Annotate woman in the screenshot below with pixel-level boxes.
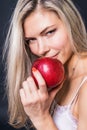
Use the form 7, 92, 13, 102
4, 0, 87, 130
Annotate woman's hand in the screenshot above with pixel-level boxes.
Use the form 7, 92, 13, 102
19, 68, 62, 126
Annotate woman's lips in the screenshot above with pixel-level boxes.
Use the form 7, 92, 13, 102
51, 52, 59, 59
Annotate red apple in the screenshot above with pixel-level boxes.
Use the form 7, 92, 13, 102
31, 57, 65, 89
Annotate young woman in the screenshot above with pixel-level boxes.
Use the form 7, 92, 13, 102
4, 0, 87, 130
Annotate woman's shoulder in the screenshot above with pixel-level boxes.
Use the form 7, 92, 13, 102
78, 76, 87, 109
77, 77, 87, 126
79, 76, 87, 93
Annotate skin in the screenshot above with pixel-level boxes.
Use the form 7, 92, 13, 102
20, 9, 87, 130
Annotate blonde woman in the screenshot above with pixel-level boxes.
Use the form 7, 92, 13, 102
4, 0, 87, 130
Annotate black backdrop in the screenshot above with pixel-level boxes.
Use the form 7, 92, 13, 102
0, 0, 87, 130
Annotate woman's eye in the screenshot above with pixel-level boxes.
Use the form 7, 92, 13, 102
25, 38, 36, 44
46, 29, 56, 36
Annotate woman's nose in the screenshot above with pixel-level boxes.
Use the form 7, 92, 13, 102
38, 38, 50, 56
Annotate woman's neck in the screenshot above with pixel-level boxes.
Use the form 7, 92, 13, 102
65, 54, 87, 80
65, 54, 80, 80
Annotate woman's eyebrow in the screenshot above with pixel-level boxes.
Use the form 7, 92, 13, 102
40, 25, 56, 35
24, 24, 56, 39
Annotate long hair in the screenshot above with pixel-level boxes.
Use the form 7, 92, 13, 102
3, 0, 87, 128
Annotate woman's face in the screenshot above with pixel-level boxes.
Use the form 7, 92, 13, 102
23, 9, 73, 64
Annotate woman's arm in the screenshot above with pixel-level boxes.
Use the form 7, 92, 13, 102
31, 114, 58, 130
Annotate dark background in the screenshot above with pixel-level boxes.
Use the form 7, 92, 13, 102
0, 0, 87, 130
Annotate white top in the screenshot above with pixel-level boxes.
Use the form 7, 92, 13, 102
52, 77, 87, 130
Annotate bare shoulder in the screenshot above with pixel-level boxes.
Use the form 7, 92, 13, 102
78, 77, 87, 113
79, 77, 87, 97
77, 77, 87, 129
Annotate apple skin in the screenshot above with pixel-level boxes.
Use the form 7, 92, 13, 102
31, 57, 65, 89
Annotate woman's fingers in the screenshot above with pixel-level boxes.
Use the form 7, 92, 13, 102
19, 88, 26, 105
27, 76, 38, 92
20, 68, 50, 109
32, 67, 48, 94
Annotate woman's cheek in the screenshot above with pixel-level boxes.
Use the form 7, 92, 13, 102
29, 44, 38, 55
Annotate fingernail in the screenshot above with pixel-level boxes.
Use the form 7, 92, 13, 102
32, 67, 37, 72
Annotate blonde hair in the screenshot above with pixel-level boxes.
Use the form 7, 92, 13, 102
4, 0, 87, 128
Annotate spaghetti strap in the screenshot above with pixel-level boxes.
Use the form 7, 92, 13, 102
68, 76, 87, 107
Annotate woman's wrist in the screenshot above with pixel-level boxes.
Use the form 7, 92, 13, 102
32, 114, 58, 130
